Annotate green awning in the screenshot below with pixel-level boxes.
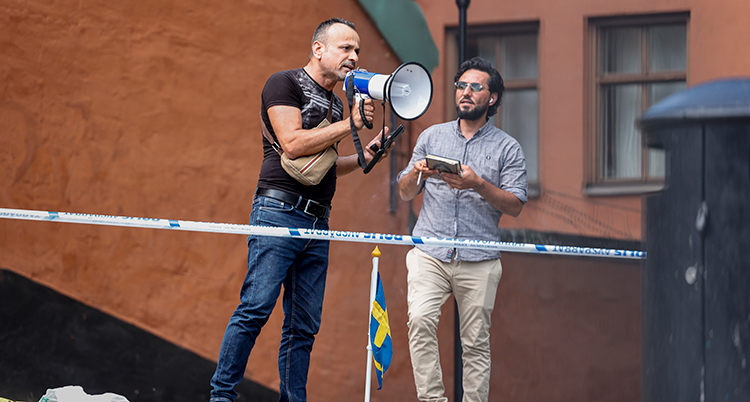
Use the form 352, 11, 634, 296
356, 0, 439, 73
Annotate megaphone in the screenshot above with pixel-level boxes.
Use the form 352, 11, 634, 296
344, 61, 433, 124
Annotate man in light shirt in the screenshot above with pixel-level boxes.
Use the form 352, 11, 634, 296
397, 56, 528, 402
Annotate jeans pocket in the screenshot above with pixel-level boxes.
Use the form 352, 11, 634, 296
258, 196, 295, 213
254, 196, 299, 228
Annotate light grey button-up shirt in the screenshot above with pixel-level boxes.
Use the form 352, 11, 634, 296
398, 119, 528, 262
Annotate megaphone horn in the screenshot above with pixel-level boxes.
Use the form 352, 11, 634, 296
344, 62, 433, 122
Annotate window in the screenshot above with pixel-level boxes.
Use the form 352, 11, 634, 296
587, 13, 688, 194
446, 23, 540, 197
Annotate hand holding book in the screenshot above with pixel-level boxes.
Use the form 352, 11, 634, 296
411, 155, 463, 189
425, 154, 463, 176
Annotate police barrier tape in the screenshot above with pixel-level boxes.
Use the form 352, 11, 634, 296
0, 208, 645, 259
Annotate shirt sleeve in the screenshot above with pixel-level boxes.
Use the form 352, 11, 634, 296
499, 140, 528, 204
262, 71, 304, 110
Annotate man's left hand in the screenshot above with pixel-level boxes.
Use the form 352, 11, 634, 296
440, 164, 485, 191
363, 126, 392, 163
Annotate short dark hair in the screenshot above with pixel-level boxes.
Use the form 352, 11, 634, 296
312, 18, 357, 47
454, 57, 505, 117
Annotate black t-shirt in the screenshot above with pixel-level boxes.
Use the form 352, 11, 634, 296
258, 68, 344, 205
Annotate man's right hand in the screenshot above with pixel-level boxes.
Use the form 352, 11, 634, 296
353, 98, 375, 130
398, 160, 439, 201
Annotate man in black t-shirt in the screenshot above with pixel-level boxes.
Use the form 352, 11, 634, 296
210, 18, 389, 402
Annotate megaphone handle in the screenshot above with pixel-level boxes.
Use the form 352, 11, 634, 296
359, 100, 373, 130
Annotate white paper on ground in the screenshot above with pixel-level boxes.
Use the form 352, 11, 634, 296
40, 386, 129, 402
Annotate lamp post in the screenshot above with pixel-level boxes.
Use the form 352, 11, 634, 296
454, 4, 469, 402
457, 0, 470, 65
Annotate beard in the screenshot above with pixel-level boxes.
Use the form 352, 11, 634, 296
331, 61, 355, 81
319, 55, 354, 82
334, 65, 353, 81
456, 101, 489, 121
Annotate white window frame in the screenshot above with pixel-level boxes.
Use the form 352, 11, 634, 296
586, 13, 689, 195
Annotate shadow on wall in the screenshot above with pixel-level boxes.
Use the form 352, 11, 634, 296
0, 269, 278, 402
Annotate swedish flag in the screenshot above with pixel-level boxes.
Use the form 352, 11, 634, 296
370, 272, 393, 389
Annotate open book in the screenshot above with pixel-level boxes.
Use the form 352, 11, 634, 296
425, 154, 462, 175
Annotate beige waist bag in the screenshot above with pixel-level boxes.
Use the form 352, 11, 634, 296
261, 96, 338, 186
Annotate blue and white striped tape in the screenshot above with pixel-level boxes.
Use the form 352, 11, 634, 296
0, 208, 646, 259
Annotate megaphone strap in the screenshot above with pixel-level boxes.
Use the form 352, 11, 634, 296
346, 76, 369, 170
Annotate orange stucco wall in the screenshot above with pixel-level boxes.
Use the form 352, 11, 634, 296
0, 0, 415, 399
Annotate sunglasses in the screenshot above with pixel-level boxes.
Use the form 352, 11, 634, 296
454, 81, 486, 92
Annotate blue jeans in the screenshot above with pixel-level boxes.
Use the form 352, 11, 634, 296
210, 195, 330, 402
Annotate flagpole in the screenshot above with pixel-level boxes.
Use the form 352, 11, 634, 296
365, 246, 380, 402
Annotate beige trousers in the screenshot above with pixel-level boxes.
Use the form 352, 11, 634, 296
406, 247, 503, 402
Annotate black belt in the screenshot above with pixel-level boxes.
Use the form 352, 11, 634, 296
256, 188, 330, 219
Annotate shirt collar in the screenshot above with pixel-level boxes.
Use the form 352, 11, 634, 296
453, 118, 494, 140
